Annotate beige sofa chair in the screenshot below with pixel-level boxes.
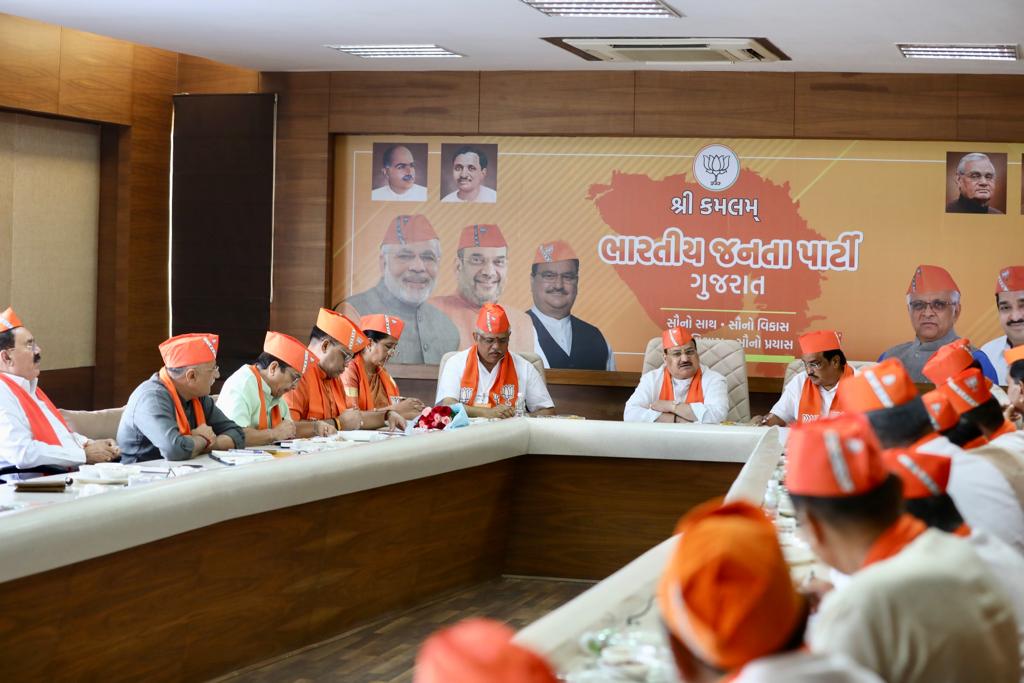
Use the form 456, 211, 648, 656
642, 337, 750, 423
60, 407, 125, 441
436, 351, 547, 399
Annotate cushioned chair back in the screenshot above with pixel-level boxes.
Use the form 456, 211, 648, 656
782, 359, 877, 388
437, 351, 547, 388
642, 337, 750, 422
59, 407, 125, 441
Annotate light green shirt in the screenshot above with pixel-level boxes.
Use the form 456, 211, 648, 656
216, 365, 293, 429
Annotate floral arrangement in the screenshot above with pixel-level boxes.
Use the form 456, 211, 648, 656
415, 405, 454, 430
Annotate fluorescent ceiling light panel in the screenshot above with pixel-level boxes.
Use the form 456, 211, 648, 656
522, 1, 682, 18
897, 43, 1019, 61
324, 44, 463, 58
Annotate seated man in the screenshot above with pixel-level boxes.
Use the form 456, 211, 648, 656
879, 264, 997, 382
415, 618, 557, 683
1003, 346, 1024, 431
436, 303, 555, 419
0, 307, 118, 471
754, 330, 853, 426
216, 331, 338, 446
787, 414, 1020, 683
117, 333, 244, 463
285, 308, 405, 432
658, 499, 882, 682
624, 328, 728, 424
341, 314, 425, 420
981, 266, 1024, 385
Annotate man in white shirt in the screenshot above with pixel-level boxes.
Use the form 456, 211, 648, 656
982, 265, 1024, 385
370, 145, 427, 202
441, 145, 497, 203
0, 307, 118, 471
526, 240, 614, 371
624, 327, 728, 423
436, 303, 554, 419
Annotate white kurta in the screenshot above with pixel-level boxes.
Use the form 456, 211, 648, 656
810, 529, 1020, 683
441, 185, 497, 203
528, 307, 616, 371
990, 429, 1024, 458
968, 528, 1024, 678
769, 369, 856, 425
981, 335, 1011, 386
0, 371, 87, 469
734, 651, 883, 683
369, 183, 427, 201
435, 348, 554, 412
623, 365, 728, 424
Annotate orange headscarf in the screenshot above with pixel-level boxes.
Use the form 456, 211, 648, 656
659, 327, 703, 404
459, 304, 519, 407
158, 368, 206, 436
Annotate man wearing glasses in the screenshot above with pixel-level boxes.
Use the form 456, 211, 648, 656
526, 241, 614, 371
946, 152, 1003, 214
880, 265, 998, 383
981, 266, 1024, 386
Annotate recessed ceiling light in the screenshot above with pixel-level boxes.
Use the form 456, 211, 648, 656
897, 43, 1019, 61
522, 1, 682, 18
324, 44, 463, 59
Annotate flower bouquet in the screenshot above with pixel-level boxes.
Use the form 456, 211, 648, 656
412, 403, 470, 432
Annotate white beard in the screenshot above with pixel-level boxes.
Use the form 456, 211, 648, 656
384, 269, 434, 306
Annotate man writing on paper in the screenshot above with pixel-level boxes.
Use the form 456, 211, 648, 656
117, 333, 244, 464
286, 308, 405, 432
217, 331, 338, 446
0, 307, 119, 472
341, 314, 425, 419
753, 330, 853, 426
982, 265, 1024, 385
624, 328, 728, 424
436, 303, 554, 419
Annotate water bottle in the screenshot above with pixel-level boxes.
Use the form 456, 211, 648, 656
515, 392, 526, 417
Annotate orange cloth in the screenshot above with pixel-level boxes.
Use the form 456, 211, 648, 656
316, 308, 368, 354
0, 306, 23, 331
157, 367, 205, 436
907, 264, 959, 295
921, 389, 958, 432
923, 341, 976, 384
659, 366, 704, 404
838, 358, 917, 411
533, 240, 577, 264
861, 514, 928, 568
798, 330, 842, 355
662, 327, 693, 350
658, 499, 803, 671
990, 420, 1017, 439
797, 365, 854, 423
342, 354, 399, 411
264, 331, 315, 374
158, 333, 218, 368
360, 313, 404, 339
0, 373, 70, 446
382, 214, 438, 245
459, 346, 519, 408
954, 523, 973, 537
457, 224, 507, 250
882, 448, 951, 498
414, 618, 557, 683
996, 266, 1024, 293
1005, 345, 1024, 366
429, 294, 537, 354
786, 412, 888, 497
938, 368, 991, 414
285, 364, 349, 422
248, 365, 282, 430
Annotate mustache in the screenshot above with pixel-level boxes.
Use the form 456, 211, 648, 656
401, 174, 413, 181
545, 287, 568, 294
1008, 319, 1024, 325
33, 353, 41, 364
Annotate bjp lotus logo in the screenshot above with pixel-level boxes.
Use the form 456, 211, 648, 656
693, 144, 740, 192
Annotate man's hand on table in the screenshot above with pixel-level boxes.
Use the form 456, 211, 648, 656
383, 410, 406, 432
190, 424, 217, 455
272, 420, 297, 442
488, 404, 516, 420
83, 440, 119, 463
313, 420, 336, 437
394, 397, 425, 419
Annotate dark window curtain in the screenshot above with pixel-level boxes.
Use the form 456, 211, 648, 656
171, 94, 276, 382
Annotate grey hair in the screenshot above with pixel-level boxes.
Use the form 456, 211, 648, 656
379, 239, 441, 258
957, 153, 992, 175
907, 291, 961, 306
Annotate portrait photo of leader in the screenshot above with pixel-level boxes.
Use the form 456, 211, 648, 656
440, 143, 498, 203
371, 142, 428, 202
945, 151, 1007, 215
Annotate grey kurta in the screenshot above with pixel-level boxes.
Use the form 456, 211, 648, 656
879, 329, 959, 383
117, 373, 244, 463
343, 280, 460, 365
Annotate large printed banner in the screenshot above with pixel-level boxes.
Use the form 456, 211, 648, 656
333, 136, 1024, 377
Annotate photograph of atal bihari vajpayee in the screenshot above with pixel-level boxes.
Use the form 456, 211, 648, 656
440, 143, 498, 203
370, 142, 428, 202
945, 151, 1007, 214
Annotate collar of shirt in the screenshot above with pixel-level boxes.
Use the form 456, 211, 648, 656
0, 370, 37, 394
913, 329, 959, 353
530, 306, 571, 349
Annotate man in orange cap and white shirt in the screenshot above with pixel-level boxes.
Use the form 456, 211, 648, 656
526, 240, 615, 371
880, 264, 998, 382
0, 307, 119, 472
117, 333, 244, 464
216, 331, 337, 446
339, 215, 459, 365
786, 413, 1019, 683
414, 618, 557, 683
624, 328, 728, 423
1004, 345, 1024, 429
754, 330, 854, 426
431, 224, 537, 354
341, 314, 425, 419
436, 303, 554, 418
657, 498, 882, 682
286, 309, 405, 431
982, 266, 1024, 385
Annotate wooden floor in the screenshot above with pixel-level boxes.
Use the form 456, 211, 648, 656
212, 577, 593, 683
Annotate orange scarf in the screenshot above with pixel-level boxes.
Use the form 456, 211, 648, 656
0, 373, 71, 446
953, 523, 972, 538
248, 365, 282, 430
990, 420, 1017, 440
307, 366, 350, 419
351, 355, 399, 410
964, 435, 989, 450
658, 366, 703, 404
459, 347, 519, 407
797, 365, 854, 423
158, 367, 206, 436
862, 514, 927, 568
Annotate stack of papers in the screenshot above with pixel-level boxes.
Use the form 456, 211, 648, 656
209, 451, 276, 466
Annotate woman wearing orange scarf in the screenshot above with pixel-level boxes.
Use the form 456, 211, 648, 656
341, 314, 425, 419
755, 330, 854, 426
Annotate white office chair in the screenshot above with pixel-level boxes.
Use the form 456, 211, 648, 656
642, 337, 751, 423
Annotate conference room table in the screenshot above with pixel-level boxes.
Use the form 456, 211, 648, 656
0, 417, 780, 682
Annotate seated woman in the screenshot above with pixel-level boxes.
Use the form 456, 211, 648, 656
341, 314, 425, 420
624, 328, 728, 424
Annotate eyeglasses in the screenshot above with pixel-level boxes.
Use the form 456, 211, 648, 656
463, 255, 506, 268
478, 335, 510, 347
537, 271, 579, 284
909, 300, 953, 313
960, 172, 995, 181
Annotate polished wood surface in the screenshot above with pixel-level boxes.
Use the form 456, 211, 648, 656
480, 71, 635, 135
329, 71, 480, 133
177, 54, 259, 94
0, 14, 60, 114
58, 28, 133, 125
38, 366, 95, 410
957, 75, 1024, 142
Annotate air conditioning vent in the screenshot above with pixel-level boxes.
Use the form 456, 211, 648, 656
554, 37, 787, 64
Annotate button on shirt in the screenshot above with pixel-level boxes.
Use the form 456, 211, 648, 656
435, 348, 554, 412
0, 371, 87, 469
623, 365, 729, 424
529, 307, 616, 371
215, 365, 293, 429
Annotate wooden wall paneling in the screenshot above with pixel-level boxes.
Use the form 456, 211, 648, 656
177, 53, 259, 94
329, 71, 480, 134
956, 75, 1024, 142
0, 14, 60, 114
795, 73, 958, 140
547, 384, 636, 421
635, 72, 795, 138
37, 366, 94, 410
58, 29, 133, 125
479, 71, 635, 135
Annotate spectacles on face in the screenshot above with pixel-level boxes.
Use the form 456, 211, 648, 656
804, 359, 824, 372
463, 255, 506, 268
285, 370, 302, 389
478, 335, 510, 348
960, 172, 995, 182
909, 300, 952, 313
338, 347, 354, 364
666, 347, 698, 359
393, 249, 438, 265
537, 271, 579, 284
